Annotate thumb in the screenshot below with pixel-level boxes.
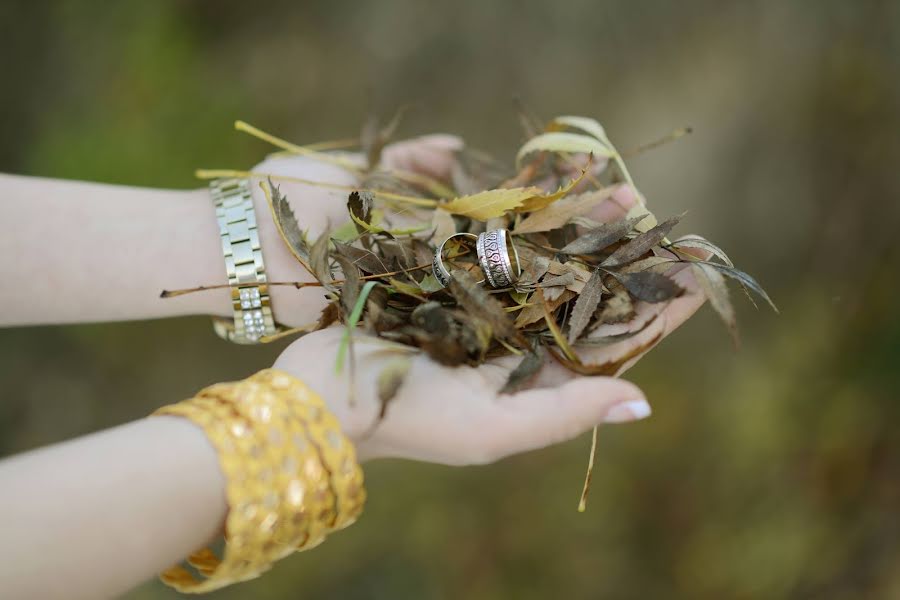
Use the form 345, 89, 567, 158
381, 134, 463, 180
489, 377, 650, 460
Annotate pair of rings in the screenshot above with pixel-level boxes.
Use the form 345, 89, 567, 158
432, 229, 521, 289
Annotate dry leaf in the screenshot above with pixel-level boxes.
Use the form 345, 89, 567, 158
601, 214, 683, 267
264, 179, 312, 271
597, 283, 634, 325
309, 229, 333, 289
670, 234, 734, 267
376, 357, 412, 419
361, 107, 408, 171
516, 132, 613, 168
696, 261, 778, 313
334, 254, 361, 316
348, 190, 374, 234
332, 240, 390, 274
513, 188, 615, 234
691, 262, 739, 347
560, 214, 648, 255
516, 166, 589, 213
549, 115, 608, 143
500, 346, 546, 394
611, 271, 684, 303
567, 269, 604, 344
517, 256, 551, 287
449, 269, 520, 342
441, 186, 542, 221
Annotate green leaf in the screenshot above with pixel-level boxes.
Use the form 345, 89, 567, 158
335, 281, 378, 373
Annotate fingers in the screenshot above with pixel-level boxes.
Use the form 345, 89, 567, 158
485, 377, 649, 461
381, 134, 464, 180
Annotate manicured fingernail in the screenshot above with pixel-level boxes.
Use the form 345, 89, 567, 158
604, 399, 652, 423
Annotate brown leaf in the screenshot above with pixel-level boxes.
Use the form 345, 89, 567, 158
333, 255, 361, 316
597, 282, 634, 325
265, 179, 312, 271
515, 289, 575, 328
691, 262, 739, 347
500, 346, 546, 394
332, 240, 389, 274
517, 256, 551, 287
409, 302, 492, 366
316, 301, 341, 330
309, 229, 333, 289
538, 272, 577, 288
548, 328, 664, 376
449, 269, 520, 342
513, 188, 615, 234
695, 261, 778, 313
361, 107, 408, 171
559, 214, 648, 255
601, 214, 683, 267
376, 357, 412, 419
347, 190, 375, 234
451, 147, 510, 195
611, 271, 684, 303
567, 269, 604, 344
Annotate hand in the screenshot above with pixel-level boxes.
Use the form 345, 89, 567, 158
247, 135, 463, 327
272, 185, 707, 465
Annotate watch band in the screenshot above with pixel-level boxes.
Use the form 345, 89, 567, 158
209, 178, 280, 344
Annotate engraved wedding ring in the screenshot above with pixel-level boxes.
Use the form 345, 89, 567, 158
476, 229, 520, 288
432, 233, 478, 288
432, 229, 521, 289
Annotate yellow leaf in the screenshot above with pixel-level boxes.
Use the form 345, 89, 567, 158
516, 132, 613, 168
441, 186, 542, 221
515, 166, 588, 213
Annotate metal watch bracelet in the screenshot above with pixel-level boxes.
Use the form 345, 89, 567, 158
209, 178, 281, 344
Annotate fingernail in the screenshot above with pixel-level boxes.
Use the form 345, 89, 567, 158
604, 399, 652, 423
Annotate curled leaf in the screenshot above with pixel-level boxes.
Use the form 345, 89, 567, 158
348, 190, 374, 234
516, 132, 613, 168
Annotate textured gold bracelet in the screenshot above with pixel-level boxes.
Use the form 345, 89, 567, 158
153, 369, 364, 593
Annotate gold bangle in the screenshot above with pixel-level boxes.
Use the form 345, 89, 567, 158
152, 369, 364, 593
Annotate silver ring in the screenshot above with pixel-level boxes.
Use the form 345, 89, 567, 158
432, 233, 478, 288
476, 229, 521, 288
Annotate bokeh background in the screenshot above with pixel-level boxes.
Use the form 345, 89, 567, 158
2, 1, 899, 598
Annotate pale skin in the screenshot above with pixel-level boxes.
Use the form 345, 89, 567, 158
0, 137, 706, 599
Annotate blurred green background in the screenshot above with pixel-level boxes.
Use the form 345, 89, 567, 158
2, 1, 899, 598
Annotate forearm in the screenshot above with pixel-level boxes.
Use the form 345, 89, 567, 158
0, 416, 227, 600
0, 174, 233, 325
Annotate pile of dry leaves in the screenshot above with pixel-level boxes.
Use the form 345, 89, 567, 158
173, 112, 776, 509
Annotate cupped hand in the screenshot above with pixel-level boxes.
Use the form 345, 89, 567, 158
247, 135, 462, 327
272, 182, 707, 465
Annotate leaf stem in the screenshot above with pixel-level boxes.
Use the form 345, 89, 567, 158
195, 169, 439, 207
